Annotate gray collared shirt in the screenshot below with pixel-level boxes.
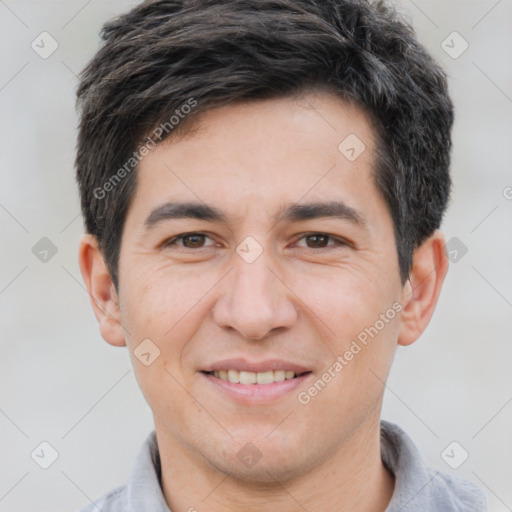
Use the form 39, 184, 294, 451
78, 420, 487, 511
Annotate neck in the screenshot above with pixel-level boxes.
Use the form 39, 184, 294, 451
155, 416, 395, 512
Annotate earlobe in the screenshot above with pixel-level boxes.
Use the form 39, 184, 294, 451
397, 230, 449, 347
78, 234, 126, 347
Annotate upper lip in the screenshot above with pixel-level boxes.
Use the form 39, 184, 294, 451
202, 358, 311, 374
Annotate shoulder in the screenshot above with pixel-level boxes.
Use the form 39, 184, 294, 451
76, 484, 129, 512
424, 468, 487, 512
380, 421, 487, 512
75, 431, 168, 512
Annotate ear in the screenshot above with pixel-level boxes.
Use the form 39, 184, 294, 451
397, 230, 449, 347
78, 234, 126, 347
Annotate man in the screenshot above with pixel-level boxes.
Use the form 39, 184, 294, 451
75, 0, 487, 510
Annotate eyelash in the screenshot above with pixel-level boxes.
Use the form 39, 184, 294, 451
162, 232, 349, 250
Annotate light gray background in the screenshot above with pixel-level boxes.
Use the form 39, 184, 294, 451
1, 1, 511, 511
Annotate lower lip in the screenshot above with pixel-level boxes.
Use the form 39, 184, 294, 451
201, 372, 313, 404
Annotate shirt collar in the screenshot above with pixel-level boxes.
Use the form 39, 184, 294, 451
127, 430, 170, 512
381, 420, 486, 512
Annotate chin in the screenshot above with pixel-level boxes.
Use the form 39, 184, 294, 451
209, 437, 317, 485
219, 456, 310, 486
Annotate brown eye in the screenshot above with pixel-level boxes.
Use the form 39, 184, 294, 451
295, 233, 346, 249
181, 234, 206, 248
163, 233, 215, 249
305, 234, 330, 248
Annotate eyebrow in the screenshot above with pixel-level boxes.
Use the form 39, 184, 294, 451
143, 200, 367, 231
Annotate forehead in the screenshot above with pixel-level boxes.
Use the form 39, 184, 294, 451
128, 92, 383, 229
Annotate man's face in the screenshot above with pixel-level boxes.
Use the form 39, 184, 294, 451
116, 92, 406, 481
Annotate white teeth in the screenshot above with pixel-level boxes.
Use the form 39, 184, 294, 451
256, 371, 274, 384
212, 369, 300, 384
273, 370, 286, 382
227, 369, 239, 383
239, 371, 256, 384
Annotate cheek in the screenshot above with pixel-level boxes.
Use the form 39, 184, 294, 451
295, 270, 399, 392
119, 264, 210, 420
294, 271, 388, 340
120, 261, 215, 343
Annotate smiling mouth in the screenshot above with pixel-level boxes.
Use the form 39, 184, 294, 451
202, 369, 312, 384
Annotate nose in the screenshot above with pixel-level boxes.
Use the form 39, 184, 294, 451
212, 248, 298, 340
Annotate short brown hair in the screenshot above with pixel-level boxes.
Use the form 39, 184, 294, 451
76, 0, 454, 290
